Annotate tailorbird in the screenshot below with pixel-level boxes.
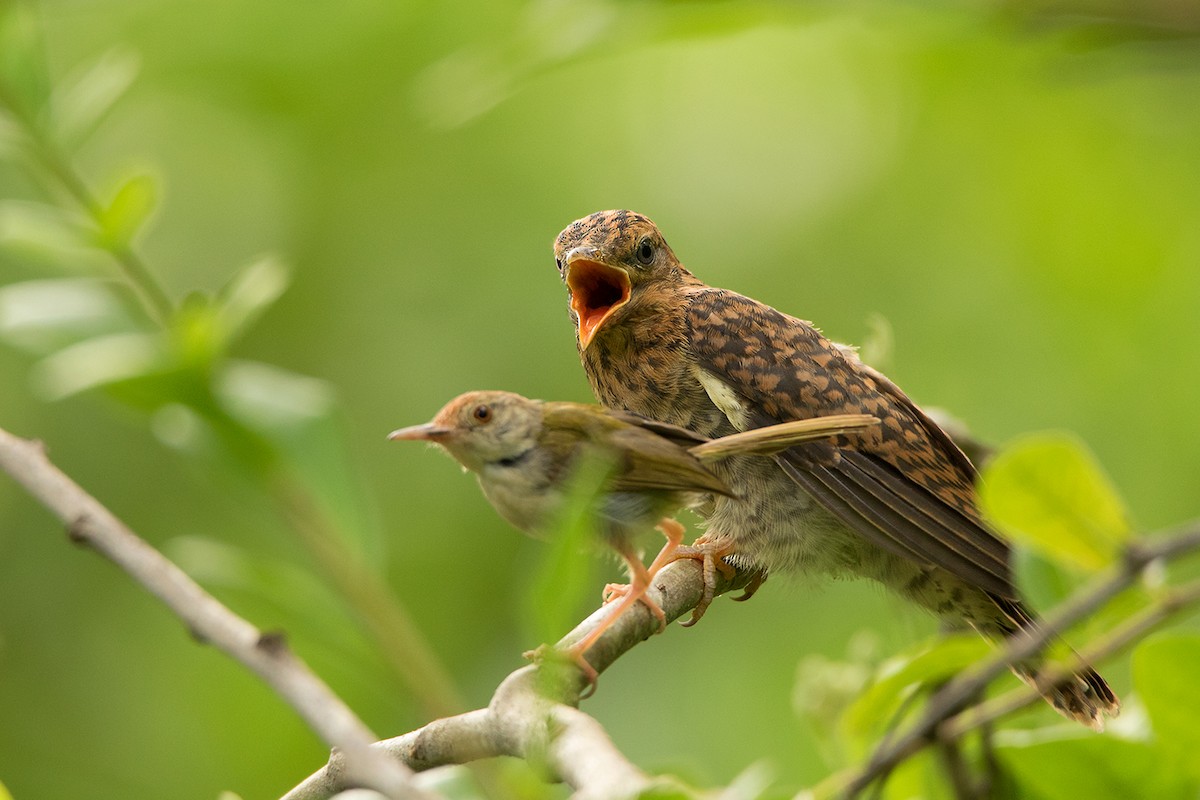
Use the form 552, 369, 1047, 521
390, 389, 876, 681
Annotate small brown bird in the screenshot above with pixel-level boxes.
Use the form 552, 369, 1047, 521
390, 390, 877, 679
554, 209, 1119, 728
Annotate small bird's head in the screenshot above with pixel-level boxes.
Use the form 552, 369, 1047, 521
388, 390, 543, 474
554, 210, 682, 351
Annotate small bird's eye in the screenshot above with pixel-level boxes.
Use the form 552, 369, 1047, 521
555, 256, 563, 272
635, 238, 654, 266
473, 405, 492, 423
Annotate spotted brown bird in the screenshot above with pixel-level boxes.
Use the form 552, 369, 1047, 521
553, 209, 1119, 728
390, 390, 876, 682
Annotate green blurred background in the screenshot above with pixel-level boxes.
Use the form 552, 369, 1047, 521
2, 1, 1199, 798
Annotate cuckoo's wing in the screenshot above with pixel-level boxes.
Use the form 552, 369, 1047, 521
685, 286, 1017, 599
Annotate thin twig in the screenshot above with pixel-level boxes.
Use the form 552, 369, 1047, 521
2, 59, 466, 726
271, 470, 465, 719
838, 524, 1200, 797
942, 575, 1200, 741
283, 556, 755, 800
0, 426, 436, 800
0, 80, 174, 326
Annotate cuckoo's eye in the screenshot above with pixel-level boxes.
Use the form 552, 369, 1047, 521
635, 238, 654, 266
472, 405, 492, 423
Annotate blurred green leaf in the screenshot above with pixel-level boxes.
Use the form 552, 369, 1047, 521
1012, 544, 1077, 612
980, 433, 1132, 572
216, 256, 290, 345
843, 634, 989, 738
48, 48, 139, 149
998, 733, 1192, 799
170, 291, 223, 368
1133, 635, 1200, 780
794, 650, 874, 732
214, 359, 336, 434
635, 784, 697, 800
522, 450, 610, 644
0, 199, 92, 255
0, 107, 23, 156
30, 330, 167, 400
719, 761, 774, 800
96, 172, 157, 248
0, 277, 130, 353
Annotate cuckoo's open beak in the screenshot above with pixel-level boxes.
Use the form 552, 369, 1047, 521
564, 249, 630, 351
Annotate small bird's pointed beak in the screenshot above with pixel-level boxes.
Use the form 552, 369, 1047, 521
388, 423, 452, 442
563, 247, 631, 351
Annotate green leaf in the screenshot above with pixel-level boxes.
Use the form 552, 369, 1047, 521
843, 634, 990, 737
522, 449, 610, 645
169, 291, 222, 367
0, 107, 24, 157
998, 733, 1193, 800
216, 255, 290, 344
1133, 634, 1200, 780
635, 784, 697, 800
794, 647, 875, 732
1012, 543, 1077, 612
96, 172, 157, 248
214, 359, 336, 434
721, 761, 775, 800
980, 432, 1132, 572
0, 199, 92, 255
0, 277, 131, 353
48, 48, 139, 148
31, 331, 167, 400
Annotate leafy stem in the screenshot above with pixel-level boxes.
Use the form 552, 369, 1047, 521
0, 78, 174, 325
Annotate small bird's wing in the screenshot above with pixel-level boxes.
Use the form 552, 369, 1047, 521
603, 408, 713, 449
542, 403, 733, 497
685, 287, 1017, 600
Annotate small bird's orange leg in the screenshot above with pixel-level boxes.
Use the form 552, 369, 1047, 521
645, 517, 687, 576
566, 521, 687, 695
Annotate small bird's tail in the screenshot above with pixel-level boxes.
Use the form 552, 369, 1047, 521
990, 595, 1120, 730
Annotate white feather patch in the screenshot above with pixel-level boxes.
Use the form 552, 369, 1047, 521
695, 367, 751, 431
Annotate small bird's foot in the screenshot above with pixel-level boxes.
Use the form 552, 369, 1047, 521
565, 644, 600, 698
551, 520, 690, 696
600, 581, 667, 630
525, 643, 600, 699
602, 582, 629, 604
597, 517, 684, 634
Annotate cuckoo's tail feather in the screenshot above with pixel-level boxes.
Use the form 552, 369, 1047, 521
990, 594, 1120, 730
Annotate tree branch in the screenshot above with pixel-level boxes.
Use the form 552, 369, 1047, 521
941, 574, 1200, 741
837, 523, 1200, 797
0, 425, 436, 800
283, 557, 755, 800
